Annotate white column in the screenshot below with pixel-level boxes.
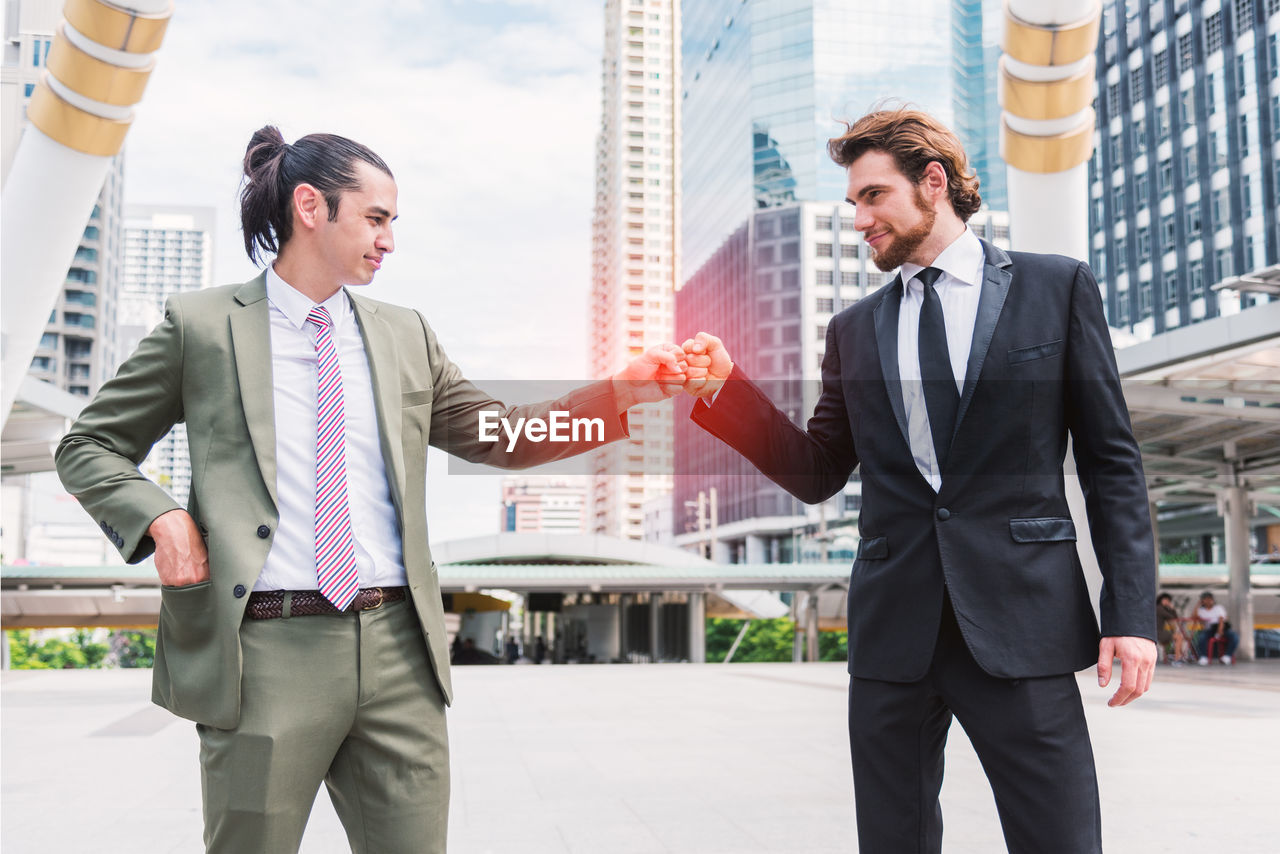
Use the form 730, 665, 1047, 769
687, 592, 706, 663
1224, 484, 1255, 661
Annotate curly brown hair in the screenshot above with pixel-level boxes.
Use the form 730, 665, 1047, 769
828, 107, 982, 222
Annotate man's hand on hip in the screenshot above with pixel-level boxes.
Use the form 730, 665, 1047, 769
1097, 635, 1156, 707
148, 508, 211, 587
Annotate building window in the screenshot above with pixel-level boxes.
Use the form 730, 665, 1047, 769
782, 296, 800, 315
1234, 0, 1254, 27
756, 271, 775, 291
1186, 205, 1202, 237
1135, 173, 1149, 208
1164, 273, 1179, 308
780, 211, 800, 236
1154, 51, 1171, 88
1158, 159, 1173, 195
1205, 11, 1223, 55
1212, 187, 1231, 228
1115, 237, 1128, 273
780, 241, 800, 262
1205, 70, 1224, 115
39, 332, 58, 350
1189, 258, 1205, 295
840, 271, 858, 287
1236, 48, 1256, 96
781, 325, 800, 344
1238, 114, 1251, 158
840, 244, 857, 258
1109, 133, 1123, 163
1180, 87, 1195, 125
756, 245, 774, 266
816, 270, 833, 285
1178, 32, 1194, 72
1138, 226, 1151, 262
1130, 68, 1146, 103
1215, 247, 1234, 282
23, 82, 34, 97
1131, 117, 1146, 154
815, 215, 832, 230
1210, 126, 1228, 169
816, 242, 833, 257
839, 217, 856, 231
1183, 146, 1199, 181
1139, 280, 1153, 316
1156, 103, 1171, 142
1161, 214, 1176, 250
1113, 184, 1126, 212
816, 297, 834, 313
1107, 82, 1122, 115
781, 269, 800, 289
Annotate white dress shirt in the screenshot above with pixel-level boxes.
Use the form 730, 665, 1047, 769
897, 227, 986, 492
255, 266, 407, 592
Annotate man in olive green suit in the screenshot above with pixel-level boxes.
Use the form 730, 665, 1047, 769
55, 128, 685, 854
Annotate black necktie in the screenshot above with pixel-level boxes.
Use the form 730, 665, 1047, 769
916, 266, 958, 472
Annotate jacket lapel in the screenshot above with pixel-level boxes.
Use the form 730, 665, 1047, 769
349, 292, 407, 529
229, 273, 278, 509
871, 274, 911, 452
954, 240, 1013, 436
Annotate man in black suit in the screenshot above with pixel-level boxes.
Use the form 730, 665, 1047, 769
679, 109, 1156, 853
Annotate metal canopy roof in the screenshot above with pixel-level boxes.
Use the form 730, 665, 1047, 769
1116, 301, 1280, 507
0, 377, 84, 477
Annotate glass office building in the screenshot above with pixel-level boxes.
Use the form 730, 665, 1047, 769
1090, 0, 1278, 336
951, 0, 1006, 211
681, 0, 955, 276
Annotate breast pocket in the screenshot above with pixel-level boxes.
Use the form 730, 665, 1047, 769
402, 388, 434, 408
1007, 339, 1063, 365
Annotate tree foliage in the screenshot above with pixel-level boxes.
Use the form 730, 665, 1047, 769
5, 629, 155, 669
705, 618, 847, 663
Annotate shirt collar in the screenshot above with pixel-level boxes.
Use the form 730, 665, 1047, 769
265, 265, 351, 330
900, 227, 984, 291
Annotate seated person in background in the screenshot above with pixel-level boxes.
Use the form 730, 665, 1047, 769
1156, 592, 1188, 664
1194, 591, 1239, 665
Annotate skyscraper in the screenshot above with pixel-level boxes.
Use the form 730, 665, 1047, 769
588, 0, 681, 541
500, 476, 588, 534
952, 0, 1007, 211
120, 205, 216, 505
681, 0, 956, 277
1090, 0, 1278, 337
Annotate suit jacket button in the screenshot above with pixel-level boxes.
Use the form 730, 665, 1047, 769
936, 507, 950, 521
256, 525, 270, 539
234, 584, 247, 598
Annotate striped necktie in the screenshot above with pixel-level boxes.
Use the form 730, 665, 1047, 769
307, 305, 359, 610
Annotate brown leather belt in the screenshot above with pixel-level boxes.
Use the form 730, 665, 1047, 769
245, 586, 408, 620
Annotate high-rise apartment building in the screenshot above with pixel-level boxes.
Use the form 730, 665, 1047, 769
2, 0, 124, 399
120, 205, 216, 506
588, 0, 681, 541
674, 202, 1010, 561
952, 0, 1007, 211
500, 476, 588, 534
1090, 0, 1278, 337
681, 0, 956, 278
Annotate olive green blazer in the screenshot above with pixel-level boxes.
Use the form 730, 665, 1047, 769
56, 272, 625, 728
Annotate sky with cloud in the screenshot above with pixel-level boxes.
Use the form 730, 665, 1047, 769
123, 0, 607, 542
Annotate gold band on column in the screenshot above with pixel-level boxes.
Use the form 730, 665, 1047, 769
62, 0, 173, 54
1002, 0, 1101, 67
999, 112, 1095, 174
26, 78, 133, 156
998, 56, 1096, 121
47, 24, 154, 106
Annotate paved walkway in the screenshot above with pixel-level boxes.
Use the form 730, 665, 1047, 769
2, 661, 1277, 853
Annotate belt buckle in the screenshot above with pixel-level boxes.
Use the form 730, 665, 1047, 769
365, 587, 385, 611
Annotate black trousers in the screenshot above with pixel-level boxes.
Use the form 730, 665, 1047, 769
848, 597, 1102, 853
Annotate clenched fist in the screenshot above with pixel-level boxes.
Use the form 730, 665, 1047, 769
679, 332, 733, 399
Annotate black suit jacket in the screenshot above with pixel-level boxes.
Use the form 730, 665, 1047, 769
693, 240, 1156, 682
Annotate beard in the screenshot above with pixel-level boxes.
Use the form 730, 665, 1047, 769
868, 186, 937, 272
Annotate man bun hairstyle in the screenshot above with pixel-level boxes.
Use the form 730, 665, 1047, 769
239, 125, 394, 266
828, 106, 982, 222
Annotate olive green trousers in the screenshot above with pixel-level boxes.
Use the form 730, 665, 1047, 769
197, 598, 449, 853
